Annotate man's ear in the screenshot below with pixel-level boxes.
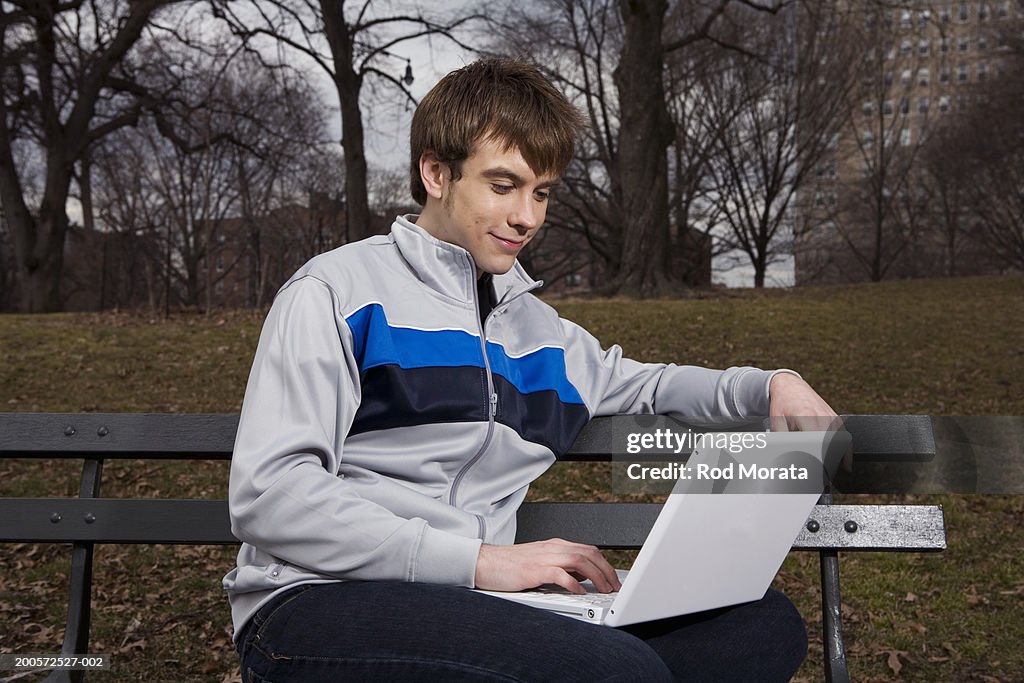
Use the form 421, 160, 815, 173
419, 151, 447, 201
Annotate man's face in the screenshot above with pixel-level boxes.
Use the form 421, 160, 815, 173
418, 137, 559, 277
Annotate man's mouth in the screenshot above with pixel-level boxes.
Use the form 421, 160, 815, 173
490, 234, 524, 251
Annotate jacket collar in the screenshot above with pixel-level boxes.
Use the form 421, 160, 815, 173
391, 215, 542, 305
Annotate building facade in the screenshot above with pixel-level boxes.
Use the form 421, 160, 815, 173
794, 0, 1019, 284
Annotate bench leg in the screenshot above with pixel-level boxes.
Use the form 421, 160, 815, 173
45, 458, 103, 683
820, 548, 850, 683
44, 542, 94, 683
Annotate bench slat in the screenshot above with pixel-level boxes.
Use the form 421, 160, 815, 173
0, 499, 945, 551
0, 413, 935, 462
794, 504, 946, 550
0, 413, 237, 457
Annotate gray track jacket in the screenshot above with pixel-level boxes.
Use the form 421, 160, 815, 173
224, 215, 786, 637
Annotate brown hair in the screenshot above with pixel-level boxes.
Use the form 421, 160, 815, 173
409, 58, 584, 205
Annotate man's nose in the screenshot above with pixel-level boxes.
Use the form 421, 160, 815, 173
510, 194, 543, 233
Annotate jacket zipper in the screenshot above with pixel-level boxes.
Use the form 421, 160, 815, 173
447, 265, 543, 536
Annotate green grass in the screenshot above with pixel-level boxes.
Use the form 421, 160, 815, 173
1, 275, 1022, 682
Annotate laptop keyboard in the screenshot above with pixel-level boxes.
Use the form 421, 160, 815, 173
529, 588, 617, 607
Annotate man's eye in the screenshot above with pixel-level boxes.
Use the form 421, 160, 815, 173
534, 191, 550, 202
491, 184, 514, 194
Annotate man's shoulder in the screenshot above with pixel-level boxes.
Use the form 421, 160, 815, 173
279, 235, 399, 310
294, 235, 395, 280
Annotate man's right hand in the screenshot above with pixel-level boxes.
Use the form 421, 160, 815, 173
474, 539, 622, 594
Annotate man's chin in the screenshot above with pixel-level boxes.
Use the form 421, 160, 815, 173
478, 259, 517, 277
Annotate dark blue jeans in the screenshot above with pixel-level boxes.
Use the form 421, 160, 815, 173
236, 581, 807, 682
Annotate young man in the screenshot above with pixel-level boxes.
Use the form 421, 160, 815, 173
225, 58, 836, 681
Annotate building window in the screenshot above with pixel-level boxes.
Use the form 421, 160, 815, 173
884, 99, 894, 116
979, 2, 990, 20
215, 255, 224, 272
978, 35, 988, 51
900, 9, 913, 27
997, 1, 1009, 19
958, 63, 969, 81
939, 95, 951, 112
919, 38, 930, 55
918, 96, 930, 114
900, 98, 910, 115
900, 128, 912, 146
958, 35, 970, 52
918, 68, 930, 86
940, 64, 951, 82
940, 36, 950, 53
918, 9, 931, 26
862, 101, 874, 118
978, 61, 988, 81
863, 129, 874, 148
940, 5, 952, 22
901, 69, 912, 86
959, 3, 969, 22
884, 71, 894, 86
900, 39, 912, 56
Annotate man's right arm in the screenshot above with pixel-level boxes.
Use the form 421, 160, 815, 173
228, 276, 481, 586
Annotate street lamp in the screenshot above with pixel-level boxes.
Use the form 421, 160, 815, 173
380, 50, 414, 86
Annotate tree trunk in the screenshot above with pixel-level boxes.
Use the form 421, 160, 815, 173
321, 3, 371, 245
609, 0, 674, 296
16, 242, 64, 312
10, 179, 71, 313
337, 70, 372, 243
753, 252, 766, 288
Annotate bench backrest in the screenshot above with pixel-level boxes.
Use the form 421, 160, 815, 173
0, 412, 946, 552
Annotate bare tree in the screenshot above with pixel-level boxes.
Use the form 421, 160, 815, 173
696, 2, 858, 287
89, 43, 332, 311
0, 0, 198, 312
211, 0, 480, 243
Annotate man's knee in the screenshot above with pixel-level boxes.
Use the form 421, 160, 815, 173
745, 588, 808, 679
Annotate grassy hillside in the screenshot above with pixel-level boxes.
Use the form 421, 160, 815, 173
1, 275, 1021, 682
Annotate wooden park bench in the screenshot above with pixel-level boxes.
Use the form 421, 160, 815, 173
0, 412, 945, 683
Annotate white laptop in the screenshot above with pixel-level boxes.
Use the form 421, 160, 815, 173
475, 430, 850, 627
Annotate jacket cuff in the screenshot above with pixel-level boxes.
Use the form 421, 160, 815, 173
413, 523, 482, 587
729, 367, 799, 416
